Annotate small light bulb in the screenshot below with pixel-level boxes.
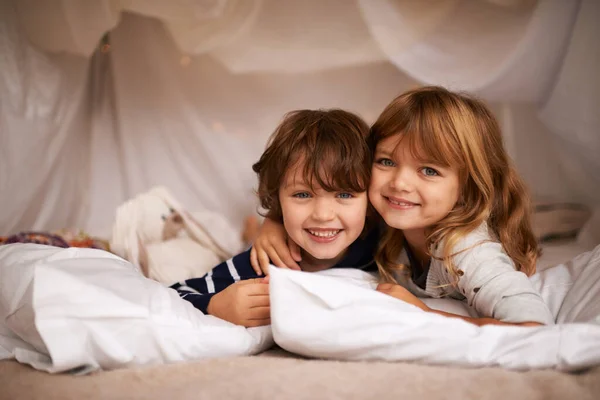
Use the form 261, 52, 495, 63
180, 55, 191, 67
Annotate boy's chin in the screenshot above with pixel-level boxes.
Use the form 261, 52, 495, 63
299, 248, 347, 272
300, 264, 333, 273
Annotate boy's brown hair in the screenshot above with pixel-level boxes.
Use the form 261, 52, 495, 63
252, 109, 371, 222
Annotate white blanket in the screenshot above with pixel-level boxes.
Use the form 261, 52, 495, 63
0, 244, 272, 373
270, 246, 600, 371
1, 242, 599, 373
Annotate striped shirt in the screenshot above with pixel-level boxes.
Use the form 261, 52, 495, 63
171, 228, 379, 314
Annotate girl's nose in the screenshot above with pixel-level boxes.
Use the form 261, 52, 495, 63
390, 167, 415, 192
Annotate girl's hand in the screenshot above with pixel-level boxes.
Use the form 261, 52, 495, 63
250, 218, 302, 275
377, 284, 544, 327
376, 283, 430, 311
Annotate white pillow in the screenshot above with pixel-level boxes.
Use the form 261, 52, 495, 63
531, 245, 600, 324
0, 244, 272, 373
270, 252, 600, 371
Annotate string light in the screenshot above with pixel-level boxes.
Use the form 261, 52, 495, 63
180, 55, 191, 67
212, 121, 225, 132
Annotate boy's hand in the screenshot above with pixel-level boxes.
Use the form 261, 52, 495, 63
207, 278, 270, 327
376, 283, 429, 311
250, 218, 302, 275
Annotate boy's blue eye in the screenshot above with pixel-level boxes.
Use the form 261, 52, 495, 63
422, 167, 439, 177
293, 192, 311, 199
337, 192, 353, 199
377, 158, 395, 167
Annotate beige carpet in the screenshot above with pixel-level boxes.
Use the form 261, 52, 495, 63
1, 348, 599, 400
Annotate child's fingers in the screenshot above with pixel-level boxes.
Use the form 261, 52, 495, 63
249, 295, 270, 308
249, 247, 262, 275
257, 250, 271, 275
376, 283, 394, 292
276, 249, 301, 271
248, 306, 270, 320
267, 251, 289, 271
238, 278, 268, 286
289, 241, 303, 265
245, 318, 271, 327
245, 282, 270, 295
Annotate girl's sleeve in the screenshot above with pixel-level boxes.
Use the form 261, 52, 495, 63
453, 241, 554, 325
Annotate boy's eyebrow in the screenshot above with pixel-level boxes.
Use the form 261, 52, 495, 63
374, 148, 394, 156
282, 179, 311, 189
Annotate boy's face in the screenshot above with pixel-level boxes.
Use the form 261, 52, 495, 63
278, 165, 368, 271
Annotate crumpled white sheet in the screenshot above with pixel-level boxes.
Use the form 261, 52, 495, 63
0, 244, 272, 373
2, 242, 599, 373
269, 246, 600, 371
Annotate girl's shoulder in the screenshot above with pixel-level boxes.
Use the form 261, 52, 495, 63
431, 222, 499, 260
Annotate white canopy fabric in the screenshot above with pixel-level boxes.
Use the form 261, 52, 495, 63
1, 0, 598, 238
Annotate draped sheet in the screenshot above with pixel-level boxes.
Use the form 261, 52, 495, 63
1, 0, 598, 239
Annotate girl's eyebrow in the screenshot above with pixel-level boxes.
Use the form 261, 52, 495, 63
419, 158, 449, 168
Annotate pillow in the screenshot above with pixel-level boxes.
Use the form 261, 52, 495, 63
0, 244, 272, 373
530, 244, 600, 325
269, 253, 600, 371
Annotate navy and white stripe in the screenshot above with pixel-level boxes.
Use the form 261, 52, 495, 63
170, 227, 380, 314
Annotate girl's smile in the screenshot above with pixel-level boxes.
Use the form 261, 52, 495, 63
369, 136, 460, 233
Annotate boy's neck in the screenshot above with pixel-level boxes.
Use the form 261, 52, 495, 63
299, 249, 347, 272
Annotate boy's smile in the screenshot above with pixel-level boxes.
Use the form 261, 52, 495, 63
279, 165, 368, 272
306, 227, 342, 242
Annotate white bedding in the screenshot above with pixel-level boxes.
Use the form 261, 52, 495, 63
0, 241, 599, 373
0, 244, 272, 373
270, 245, 600, 371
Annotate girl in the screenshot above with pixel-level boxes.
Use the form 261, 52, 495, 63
250, 86, 554, 327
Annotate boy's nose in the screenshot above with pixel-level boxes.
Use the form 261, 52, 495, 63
311, 199, 335, 221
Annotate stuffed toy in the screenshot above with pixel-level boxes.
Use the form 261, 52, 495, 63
110, 186, 258, 286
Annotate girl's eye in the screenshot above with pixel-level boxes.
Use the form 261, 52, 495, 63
293, 192, 311, 199
421, 167, 439, 177
377, 158, 395, 167
337, 192, 354, 199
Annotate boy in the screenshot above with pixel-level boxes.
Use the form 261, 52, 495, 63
171, 109, 378, 327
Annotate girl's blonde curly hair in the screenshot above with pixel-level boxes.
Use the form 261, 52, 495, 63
369, 86, 538, 284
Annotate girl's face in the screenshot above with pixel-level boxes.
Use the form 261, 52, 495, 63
279, 164, 368, 271
368, 135, 460, 235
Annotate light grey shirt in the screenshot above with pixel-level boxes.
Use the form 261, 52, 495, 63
393, 223, 554, 325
